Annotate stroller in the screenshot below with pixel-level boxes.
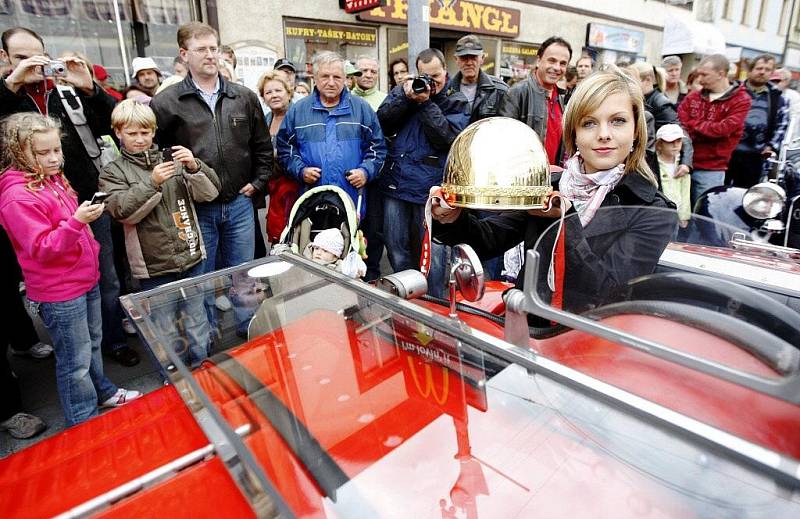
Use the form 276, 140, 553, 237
273, 185, 367, 277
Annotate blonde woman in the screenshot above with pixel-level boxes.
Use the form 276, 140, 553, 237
431, 69, 677, 308
257, 70, 300, 243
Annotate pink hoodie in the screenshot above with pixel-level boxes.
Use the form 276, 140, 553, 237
0, 169, 100, 302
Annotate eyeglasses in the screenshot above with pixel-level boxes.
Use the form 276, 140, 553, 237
187, 47, 220, 56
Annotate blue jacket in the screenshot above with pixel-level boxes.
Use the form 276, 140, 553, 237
276, 88, 386, 218
378, 84, 470, 204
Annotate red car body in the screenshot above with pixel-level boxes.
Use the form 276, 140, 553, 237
1, 256, 799, 518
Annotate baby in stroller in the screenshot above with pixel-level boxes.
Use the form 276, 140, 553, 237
275, 186, 367, 279
304, 228, 344, 271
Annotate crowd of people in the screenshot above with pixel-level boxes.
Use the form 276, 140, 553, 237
0, 21, 797, 441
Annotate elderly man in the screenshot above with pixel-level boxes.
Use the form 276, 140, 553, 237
351, 55, 386, 111
772, 68, 800, 140
662, 55, 687, 105
131, 56, 161, 96
498, 36, 571, 165
678, 54, 752, 205
276, 51, 386, 220
378, 48, 469, 295
447, 34, 507, 123
726, 54, 789, 188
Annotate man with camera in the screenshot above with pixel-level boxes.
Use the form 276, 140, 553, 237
0, 26, 141, 367
377, 48, 470, 296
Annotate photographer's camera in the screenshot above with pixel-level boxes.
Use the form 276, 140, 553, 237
411, 74, 435, 95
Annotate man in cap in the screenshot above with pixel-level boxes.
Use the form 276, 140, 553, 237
131, 56, 161, 96
345, 60, 362, 91
447, 34, 507, 123
274, 57, 304, 101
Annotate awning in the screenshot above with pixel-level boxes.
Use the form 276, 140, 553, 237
662, 17, 726, 56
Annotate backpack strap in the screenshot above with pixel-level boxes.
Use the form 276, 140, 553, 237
55, 84, 103, 174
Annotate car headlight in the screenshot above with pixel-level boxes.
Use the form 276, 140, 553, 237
742, 182, 786, 219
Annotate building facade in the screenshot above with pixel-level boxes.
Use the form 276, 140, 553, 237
3, 0, 798, 93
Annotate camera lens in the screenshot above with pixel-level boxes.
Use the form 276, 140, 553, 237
411, 77, 427, 94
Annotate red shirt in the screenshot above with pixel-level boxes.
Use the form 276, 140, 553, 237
544, 86, 562, 165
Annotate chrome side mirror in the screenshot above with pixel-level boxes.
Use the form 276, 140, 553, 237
449, 244, 485, 318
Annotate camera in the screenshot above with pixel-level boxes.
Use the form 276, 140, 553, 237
43, 60, 66, 77
161, 148, 174, 162
411, 74, 435, 95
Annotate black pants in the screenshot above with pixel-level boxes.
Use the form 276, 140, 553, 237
363, 183, 385, 282
726, 150, 765, 188
0, 229, 35, 422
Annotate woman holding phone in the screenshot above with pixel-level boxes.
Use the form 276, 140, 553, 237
0, 112, 141, 426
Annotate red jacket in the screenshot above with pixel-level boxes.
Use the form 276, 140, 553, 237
678, 83, 752, 171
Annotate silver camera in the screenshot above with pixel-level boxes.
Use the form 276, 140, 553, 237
43, 60, 67, 77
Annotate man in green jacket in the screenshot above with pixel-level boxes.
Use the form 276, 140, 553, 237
351, 56, 386, 111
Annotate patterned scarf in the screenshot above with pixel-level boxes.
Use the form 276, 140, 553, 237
558, 153, 625, 226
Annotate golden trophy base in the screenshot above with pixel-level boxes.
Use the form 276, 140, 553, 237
442, 183, 553, 211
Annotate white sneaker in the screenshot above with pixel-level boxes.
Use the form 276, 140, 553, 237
100, 388, 143, 408
215, 295, 232, 312
11, 342, 54, 359
121, 318, 136, 335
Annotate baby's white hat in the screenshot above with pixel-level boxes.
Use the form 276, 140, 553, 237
312, 228, 343, 257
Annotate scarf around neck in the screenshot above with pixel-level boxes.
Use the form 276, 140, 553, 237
558, 153, 625, 226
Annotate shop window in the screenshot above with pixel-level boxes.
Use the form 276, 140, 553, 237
284, 19, 378, 81
499, 41, 539, 82
0, 0, 197, 87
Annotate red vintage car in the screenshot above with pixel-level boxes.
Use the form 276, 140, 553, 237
1, 207, 799, 518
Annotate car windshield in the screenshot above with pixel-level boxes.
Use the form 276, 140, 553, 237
121, 247, 800, 517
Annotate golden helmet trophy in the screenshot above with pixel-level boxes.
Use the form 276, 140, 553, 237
441, 117, 552, 210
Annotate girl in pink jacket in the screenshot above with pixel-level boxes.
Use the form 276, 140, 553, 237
0, 113, 140, 426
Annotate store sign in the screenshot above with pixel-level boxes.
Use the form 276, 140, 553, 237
359, 0, 520, 38
284, 21, 378, 45
343, 0, 387, 14
587, 23, 644, 54
500, 41, 539, 79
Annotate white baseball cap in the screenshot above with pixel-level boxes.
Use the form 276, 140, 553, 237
656, 123, 684, 142
131, 57, 161, 78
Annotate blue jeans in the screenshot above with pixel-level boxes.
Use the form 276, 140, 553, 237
139, 261, 210, 369
690, 169, 725, 209
90, 212, 127, 353
33, 285, 117, 426
383, 196, 447, 298
197, 194, 256, 331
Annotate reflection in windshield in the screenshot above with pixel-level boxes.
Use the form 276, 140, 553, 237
120, 255, 800, 517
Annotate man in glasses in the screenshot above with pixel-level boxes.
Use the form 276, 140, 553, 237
150, 22, 272, 337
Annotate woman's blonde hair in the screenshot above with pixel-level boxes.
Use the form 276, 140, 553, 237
0, 112, 72, 193
111, 99, 157, 132
256, 70, 294, 102
562, 67, 656, 185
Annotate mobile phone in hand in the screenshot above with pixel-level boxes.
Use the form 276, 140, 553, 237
161, 148, 174, 162
90, 191, 109, 205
